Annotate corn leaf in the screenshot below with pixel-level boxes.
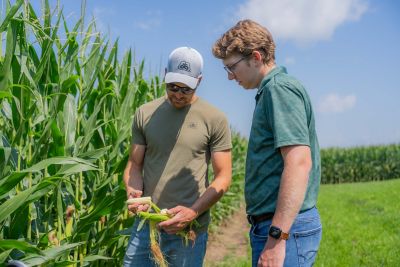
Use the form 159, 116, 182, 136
0, 249, 12, 263
21, 242, 83, 265
0, 184, 37, 223
0, 0, 23, 33
0, 19, 18, 91
22, 157, 97, 173
63, 94, 77, 153
83, 255, 113, 262
0, 172, 26, 198
0, 239, 43, 255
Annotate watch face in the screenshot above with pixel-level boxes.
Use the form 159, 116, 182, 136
269, 226, 282, 239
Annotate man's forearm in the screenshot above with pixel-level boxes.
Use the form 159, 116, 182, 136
189, 150, 232, 217
124, 144, 146, 195
124, 160, 144, 196
272, 162, 310, 232
190, 174, 231, 217
271, 145, 312, 233
126, 169, 143, 188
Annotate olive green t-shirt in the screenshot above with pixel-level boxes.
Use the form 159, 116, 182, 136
132, 96, 232, 232
245, 66, 321, 216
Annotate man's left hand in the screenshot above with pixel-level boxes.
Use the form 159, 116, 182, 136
158, 206, 198, 234
257, 238, 286, 267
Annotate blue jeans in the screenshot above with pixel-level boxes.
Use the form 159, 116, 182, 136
249, 207, 322, 267
124, 219, 208, 267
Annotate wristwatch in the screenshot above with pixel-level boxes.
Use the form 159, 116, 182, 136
269, 225, 289, 240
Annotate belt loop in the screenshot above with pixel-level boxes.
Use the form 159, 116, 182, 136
246, 215, 254, 225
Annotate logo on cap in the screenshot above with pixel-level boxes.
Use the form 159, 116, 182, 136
177, 61, 191, 73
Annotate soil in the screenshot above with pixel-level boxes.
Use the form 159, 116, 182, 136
204, 204, 250, 266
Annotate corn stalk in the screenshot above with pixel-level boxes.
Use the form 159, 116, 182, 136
0, 1, 248, 265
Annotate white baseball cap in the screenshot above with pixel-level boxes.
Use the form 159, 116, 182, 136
165, 47, 203, 89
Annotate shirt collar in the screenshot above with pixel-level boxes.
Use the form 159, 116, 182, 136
255, 66, 287, 101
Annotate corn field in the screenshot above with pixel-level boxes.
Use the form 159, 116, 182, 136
210, 133, 246, 229
0, 1, 247, 265
2, 0, 398, 266
321, 144, 400, 184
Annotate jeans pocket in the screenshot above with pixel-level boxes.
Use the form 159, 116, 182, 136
293, 226, 322, 267
250, 220, 271, 238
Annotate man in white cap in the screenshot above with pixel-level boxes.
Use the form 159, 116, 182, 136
123, 47, 232, 267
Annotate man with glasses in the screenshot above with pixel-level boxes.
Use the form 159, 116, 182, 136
123, 47, 232, 267
213, 20, 322, 267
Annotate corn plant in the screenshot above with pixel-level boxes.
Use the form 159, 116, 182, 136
210, 131, 247, 229
321, 144, 400, 184
0, 1, 248, 265
0, 0, 163, 265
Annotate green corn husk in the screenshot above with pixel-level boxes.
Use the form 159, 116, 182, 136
135, 201, 199, 267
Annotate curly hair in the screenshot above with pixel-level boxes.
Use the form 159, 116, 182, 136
212, 19, 275, 65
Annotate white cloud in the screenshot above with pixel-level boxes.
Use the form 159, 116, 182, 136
236, 0, 368, 44
134, 10, 162, 30
134, 19, 160, 30
284, 56, 296, 65
318, 93, 356, 113
92, 7, 117, 35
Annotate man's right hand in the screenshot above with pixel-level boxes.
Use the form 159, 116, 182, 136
126, 189, 149, 214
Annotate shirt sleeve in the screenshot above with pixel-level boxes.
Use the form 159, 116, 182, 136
131, 108, 146, 145
209, 115, 232, 152
264, 82, 310, 149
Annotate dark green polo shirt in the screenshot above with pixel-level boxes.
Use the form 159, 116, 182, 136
245, 66, 321, 216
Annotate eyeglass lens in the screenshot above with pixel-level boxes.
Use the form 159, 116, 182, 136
224, 54, 251, 74
167, 84, 195, 95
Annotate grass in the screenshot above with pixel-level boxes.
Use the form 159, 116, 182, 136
316, 179, 400, 266
214, 179, 400, 267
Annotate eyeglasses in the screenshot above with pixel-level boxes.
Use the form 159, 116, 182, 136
224, 54, 251, 75
166, 83, 196, 95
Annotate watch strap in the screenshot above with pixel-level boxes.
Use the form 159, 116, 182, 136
269, 225, 290, 240
280, 231, 289, 240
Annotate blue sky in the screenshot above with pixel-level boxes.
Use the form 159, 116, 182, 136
21, 0, 400, 147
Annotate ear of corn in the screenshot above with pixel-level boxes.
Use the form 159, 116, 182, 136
126, 196, 152, 205
135, 200, 199, 267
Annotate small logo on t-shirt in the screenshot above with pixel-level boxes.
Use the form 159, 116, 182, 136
188, 122, 197, 129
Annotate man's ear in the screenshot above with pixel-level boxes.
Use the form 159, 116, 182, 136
252, 51, 263, 62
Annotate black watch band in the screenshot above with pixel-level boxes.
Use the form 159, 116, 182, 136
269, 225, 289, 240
